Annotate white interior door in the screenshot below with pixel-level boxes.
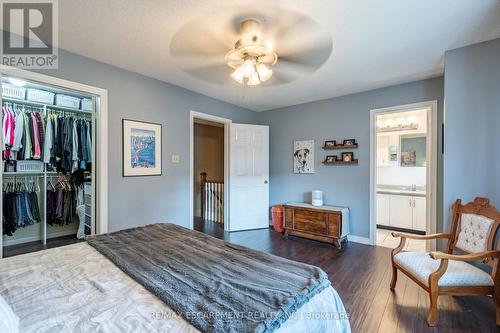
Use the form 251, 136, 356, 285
229, 124, 269, 231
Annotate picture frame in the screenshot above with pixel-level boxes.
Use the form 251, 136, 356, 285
341, 152, 354, 163
293, 140, 315, 174
325, 155, 337, 163
324, 140, 336, 148
343, 139, 357, 146
122, 119, 162, 177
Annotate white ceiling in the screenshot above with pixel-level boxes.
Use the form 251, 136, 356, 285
58, 0, 500, 111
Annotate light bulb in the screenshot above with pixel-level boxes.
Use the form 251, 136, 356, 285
256, 64, 272, 82
247, 71, 261, 86
8, 77, 26, 87
239, 60, 255, 78
230, 68, 244, 84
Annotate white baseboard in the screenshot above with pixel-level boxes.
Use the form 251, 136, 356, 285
347, 234, 371, 245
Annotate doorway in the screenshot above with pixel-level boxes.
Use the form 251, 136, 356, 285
370, 101, 437, 252
189, 111, 231, 231
193, 118, 225, 230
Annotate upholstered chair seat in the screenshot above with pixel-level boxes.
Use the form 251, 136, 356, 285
394, 251, 494, 287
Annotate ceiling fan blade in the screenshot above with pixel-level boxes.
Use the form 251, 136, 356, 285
170, 20, 233, 58
269, 70, 298, 85
278, 40, 332, 71
184, 64, 234, 85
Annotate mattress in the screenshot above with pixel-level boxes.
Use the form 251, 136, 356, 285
0, 243, 350, 333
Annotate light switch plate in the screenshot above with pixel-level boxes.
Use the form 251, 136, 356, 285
171, 154, 180, 163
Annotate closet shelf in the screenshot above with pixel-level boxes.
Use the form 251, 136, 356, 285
2, 96, 92, 114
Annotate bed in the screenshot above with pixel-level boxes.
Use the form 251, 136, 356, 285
0, 224, 350, 333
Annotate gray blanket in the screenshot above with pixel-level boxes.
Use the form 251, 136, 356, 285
87, 223, 330, 333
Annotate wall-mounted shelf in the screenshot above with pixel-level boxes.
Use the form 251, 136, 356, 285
322, 144, 358, 150
322, 159, 359, 165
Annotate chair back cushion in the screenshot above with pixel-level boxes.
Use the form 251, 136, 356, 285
455, 213, 494, 253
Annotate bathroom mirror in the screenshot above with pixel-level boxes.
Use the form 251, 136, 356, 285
400, 134, 426, 167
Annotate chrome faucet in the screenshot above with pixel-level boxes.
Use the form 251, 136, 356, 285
411, 184, 417, 191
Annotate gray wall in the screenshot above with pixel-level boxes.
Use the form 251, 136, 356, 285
443, 38, 500, 228
258, 77, 444, 238
38, 49, 257, 231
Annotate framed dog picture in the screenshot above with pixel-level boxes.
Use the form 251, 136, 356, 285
341, 152, 354, 163
123, 119, 162, 177
294, 140, 315, 174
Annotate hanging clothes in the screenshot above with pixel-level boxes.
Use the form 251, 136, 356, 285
2, 104, 15, 160
2, 179, 40, 236
48, 176, 77, 226
1, 103, 45, 162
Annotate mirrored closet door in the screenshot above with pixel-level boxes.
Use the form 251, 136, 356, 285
0, 75, 98, 258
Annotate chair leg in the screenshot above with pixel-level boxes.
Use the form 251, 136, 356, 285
495, 288, 500, 326
390, 264, 397, 291
427, 289, 439, 326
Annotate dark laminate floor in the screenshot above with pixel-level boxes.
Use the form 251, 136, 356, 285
194, 218, 498, 333
3, 234, 83, 258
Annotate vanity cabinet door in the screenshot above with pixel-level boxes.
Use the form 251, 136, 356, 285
389, 195, 413, 229
376, 194, 390, 226
412, 197, 426, 231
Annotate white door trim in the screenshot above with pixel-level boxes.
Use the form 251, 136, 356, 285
189, 111, 231, 231
0, 66, 108, 257
369, 100, 438, 250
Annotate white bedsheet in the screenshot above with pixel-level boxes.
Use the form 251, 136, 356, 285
0, 243, 350, 333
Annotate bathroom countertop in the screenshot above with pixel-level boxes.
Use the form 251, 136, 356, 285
377, 185, 426, 197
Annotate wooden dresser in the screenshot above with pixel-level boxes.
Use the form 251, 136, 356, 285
283, 203, 350, 249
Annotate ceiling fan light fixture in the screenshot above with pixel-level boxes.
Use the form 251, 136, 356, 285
230, 68, 245, 84
247, 71, 261, 86
226, 19, 278, 86
239, 59, 255, 78
256, 63, 272, 82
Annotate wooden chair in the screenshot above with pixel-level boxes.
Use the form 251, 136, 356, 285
390, 197, 500, 326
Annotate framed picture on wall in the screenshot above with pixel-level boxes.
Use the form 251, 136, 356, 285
122, 119, 162, 177
294, 140, 315, 174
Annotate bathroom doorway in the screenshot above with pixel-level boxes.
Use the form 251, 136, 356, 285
370, 101, 437, 252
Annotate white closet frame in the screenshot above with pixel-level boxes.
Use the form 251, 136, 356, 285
0, 66, 108, 258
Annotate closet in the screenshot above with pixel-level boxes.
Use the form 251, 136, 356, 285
1, 75, 98, 258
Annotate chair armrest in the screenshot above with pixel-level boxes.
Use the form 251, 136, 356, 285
391, 232, 450, 241
430, 250, 500, 261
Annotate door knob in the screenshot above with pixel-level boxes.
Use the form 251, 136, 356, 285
264, 180, 268, 184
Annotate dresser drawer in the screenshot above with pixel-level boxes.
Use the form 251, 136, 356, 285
294, 209, 327, 234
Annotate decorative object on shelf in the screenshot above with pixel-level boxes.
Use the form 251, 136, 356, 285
324, 140, 336, 148
322, 139, 358, 149
122, 119, 162, 177
311, 190, 323, 206
293, 140, 314, 174
325, 155, 337, 163
341, 152, 354, 163
343, 139, 356, 146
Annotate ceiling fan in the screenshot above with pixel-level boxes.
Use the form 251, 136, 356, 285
169, 9, 332, 86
